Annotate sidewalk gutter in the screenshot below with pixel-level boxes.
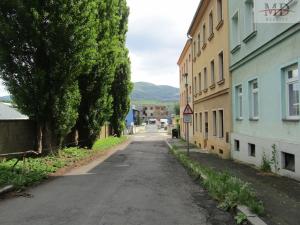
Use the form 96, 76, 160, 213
165, 139, 268, 225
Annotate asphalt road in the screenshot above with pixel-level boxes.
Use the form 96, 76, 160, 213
0, 130, 235, 225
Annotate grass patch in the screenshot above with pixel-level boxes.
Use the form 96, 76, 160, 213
0, 136, 128, 189
169, 146, 264, 215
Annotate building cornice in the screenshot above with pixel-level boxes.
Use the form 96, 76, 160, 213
230, 23, 300, 72
187, 0, 209, 36
194, 88, 230, 104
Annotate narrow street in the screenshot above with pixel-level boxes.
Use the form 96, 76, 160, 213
0, 126, 235, 225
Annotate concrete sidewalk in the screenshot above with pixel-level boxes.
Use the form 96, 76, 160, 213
168, 138, 300, 225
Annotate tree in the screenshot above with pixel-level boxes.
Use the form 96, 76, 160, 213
0, 0, 98, 152
76, 0, 122, 148
174, 103, 180, 115
110, 51, 132, 137
109, 0, 132, 137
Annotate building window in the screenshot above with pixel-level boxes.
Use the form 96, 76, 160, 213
193, 41, 196, 59
234, 140, 240, 151
199, 112, 203, 133
284, 64, 299, 119
212, 110, 217, 136
198, 73, 202, 92
202, 24, 206, 45
236, 85, 243, 119
211, 60, 215, 84
248, 143, 256, 157
204, 68, 208, 90
217, 0, 223, 23
218, 51, 224, 81
231, 11, 240, 47
194, 77, 197, 94
282, 152, 295, 172
249, 79, 259, 119
245, 0, 255, 35
195, 113, 198, 132
204, 112, 209, 139
209, 12, 214, 36
218, 110, 224, 138
197, 33, 201, 54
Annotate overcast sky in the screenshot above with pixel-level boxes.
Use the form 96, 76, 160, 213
0, 0, 198, 96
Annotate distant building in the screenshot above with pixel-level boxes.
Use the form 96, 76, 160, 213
125, 105, 140, 127
141, 105, 169, 122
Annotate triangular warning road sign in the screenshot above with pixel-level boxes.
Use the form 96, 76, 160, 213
183, 104, 193, 115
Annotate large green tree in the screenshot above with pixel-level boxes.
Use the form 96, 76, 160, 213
110, 0, 132, 137
0, 0, 98, 152
76, 0, 122, 148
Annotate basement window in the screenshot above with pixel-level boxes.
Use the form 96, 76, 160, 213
282, 152, 295, 172
234, 140, 240, 151
219, 149, 224, 155
248, 143, 256, 157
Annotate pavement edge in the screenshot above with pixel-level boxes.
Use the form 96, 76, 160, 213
164, 139, 268, 225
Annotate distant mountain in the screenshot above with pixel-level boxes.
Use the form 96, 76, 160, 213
131, 82, 179, 102
0, 95, 11, 102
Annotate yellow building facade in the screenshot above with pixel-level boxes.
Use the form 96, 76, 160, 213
187, 0, 231, 158
177, 41, 193, 141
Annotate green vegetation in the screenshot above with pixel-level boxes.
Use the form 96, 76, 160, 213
235, 212, 247, 224
0, 137, 127, 189
169, 147, 264, 215
260, 152, 272, 172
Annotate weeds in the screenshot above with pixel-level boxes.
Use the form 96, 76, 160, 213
170, 147, 264, 215
0, 137, 127, 189
235, 212, 247, 224
260, 152, 272, 172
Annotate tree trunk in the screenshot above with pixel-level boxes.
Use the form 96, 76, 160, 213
36, 123, 43, 154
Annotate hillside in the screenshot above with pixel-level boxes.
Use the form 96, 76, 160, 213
0, 95, 11, 102
131, 82, 179, 102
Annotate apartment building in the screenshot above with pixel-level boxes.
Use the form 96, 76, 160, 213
141, 105, 169, 122
188, 0, 231, 158
177, 40, 193, 141
229, 0, 300, 179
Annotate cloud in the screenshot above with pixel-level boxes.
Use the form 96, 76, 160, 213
127, 0, 199, 87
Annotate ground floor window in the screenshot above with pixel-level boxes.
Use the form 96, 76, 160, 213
248, 143, 256, 157
218, 110, 224, 138
234, 140, 240, 151
282, 152, 295, 172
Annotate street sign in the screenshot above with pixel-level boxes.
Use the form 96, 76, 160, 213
183, 104, 193, 115
183, 114, 192, 123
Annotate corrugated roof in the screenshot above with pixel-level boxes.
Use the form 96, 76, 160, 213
0, 103, 29, 120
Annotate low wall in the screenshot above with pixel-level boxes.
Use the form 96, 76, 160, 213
0, 120, 36, 154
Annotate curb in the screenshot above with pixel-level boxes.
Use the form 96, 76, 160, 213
0, 185, 14, 196
165, 140, 268, 225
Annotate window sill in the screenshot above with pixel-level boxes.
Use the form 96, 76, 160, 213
217, 79, 225, 85
282, 118, 300, 122
249, 118, 259, 121
210, 83, 216, 89
243, 30, 257, 44
208, 33, 214, 42
231, 44, 241, 54
203, 88, 208, 93
202, 43, 207, 50
216, 19, 224, 31
236, 118, 243, 121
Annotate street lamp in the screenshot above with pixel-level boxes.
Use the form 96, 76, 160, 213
183, 73, 190, 156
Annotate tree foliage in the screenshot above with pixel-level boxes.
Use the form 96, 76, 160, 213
0, 0, 99, 152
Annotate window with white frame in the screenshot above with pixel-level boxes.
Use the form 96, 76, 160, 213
249, 79, 259, 119
218, 110, 224, 138
231, 11, 240, 47
212, 110, 217, 136
236, 85, 243, 119
211, 60, 215, 84
217, 0, 223, 23
285, 64, 299, 118
244, 0, 255, 35
204, 67, 208, 89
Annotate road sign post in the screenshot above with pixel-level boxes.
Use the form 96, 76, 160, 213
183, 104, 193, 156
